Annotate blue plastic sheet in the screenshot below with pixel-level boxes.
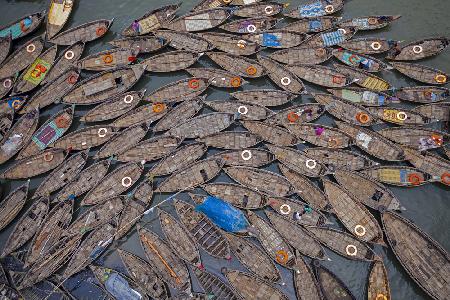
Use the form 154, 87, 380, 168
195, 196, 249, 232
299, 1, 325, 17
262, 33, 281, 47
309, 20, 322, 31
105, 272, 142, 300
321, 30, 346, 47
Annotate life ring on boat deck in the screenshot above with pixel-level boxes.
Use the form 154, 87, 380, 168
223, 0, 232, 3
97, 128, 108, 138
123, 95, 134, 103
230, 77, 241, 87
11, 99, 22, 110
315, 48, 326, 57
280, 77, 291, 86
305, 159, 317, 169
354, 224, 366, 236
324, 5, 334, 13
431, 133, 443, 145
43, 152, 54, 162
275, 250, 288, 264
423, 89, 433, 98
434, 74, 447, 84
55, 116, 70, 128
345, 244, 357, 256
237, 105, 248, 115
103, 54, 114, 64
96, 26, 107, 37
264, 6, 274, 15
26, 43, 36, 53
241, 150, 252, 161
368, 17, 378, 25
371, 42, 382, 50
246, 66, 257, 75
237, 40, 247, 49
67, 75, 78, 84
279, 204, 291, 215
348, 54, 359, 65
247, 24, 257, 33
328, 138, 338, 148
152, 103, 166, 113
188, 79, 200, 89
65, 50, 75, 60
287, 111, 299, 123
441, 173, 450, 185
396, 111, 407, 121
376, 294, 388, 300
3, 79, 12, 88
338, 28, 347, 35
412, 45, 423, 54
356, 112, 370, 124
332, 75, 345, 85
407, 173, 422, 186
121, 176, 132, 187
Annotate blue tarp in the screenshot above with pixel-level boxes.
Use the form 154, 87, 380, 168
195, 196, 249, 232
105, 272, 142, 300
299, 1, 325, 17
262, 33, 281, 47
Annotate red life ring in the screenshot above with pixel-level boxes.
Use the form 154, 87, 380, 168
67, 75, 78, 84
188, 79, 200, 89
441, 173, 450, 185
407, 173, 422, 186
287, 112, 299, 123
96, 26, 107, 37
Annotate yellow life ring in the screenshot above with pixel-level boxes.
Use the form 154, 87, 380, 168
246, 66, 257, 75
152, 103, 166, 113
230, 77, 241, 87
354, 225, 366, 236
11, 99, 22, 110
275, 250, 288, 264
376, 294, 388, 300
396, 111, 407, 121
435, 74, 447, 84
356, 112, 370, 124
103, 54, 114, 64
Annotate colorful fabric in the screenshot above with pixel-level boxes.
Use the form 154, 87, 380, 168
309, 20, 322, 31
23, 58, 52, 85
0, 20, 30, 39
32, 121, 65, 149
342, 52, 363, 65
321, 30, 345, 47
7, 97, 26, 110
299, 1, 325, 17
262, 33, 281, 47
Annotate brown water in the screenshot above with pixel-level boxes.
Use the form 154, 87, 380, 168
0, 0, 449, 299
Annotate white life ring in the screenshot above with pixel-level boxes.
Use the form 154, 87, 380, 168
338, 28, 347, 35
371, 42, 382, 50
413, 45, 423, 54
98, 128, 108, 137
247, 24, 257, 33
325, 5, 334, 13
345, 244, 358, 256
238, 105, 248, 115
3, 79, 12, 88
123, 95, 134, 103
121, 176, 132, 187
237, 40, 247, 49
396, 111, 407, 121
305, 159, 317, 169
264, 6, 274, 14
241, 150, 252, 160
26, 44, 36, 53
279, 204, 291, 215
354, 224, 366, 237
65, 50, 75, 60
280, 77, 291, 86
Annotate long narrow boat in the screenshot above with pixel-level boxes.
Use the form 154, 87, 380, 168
287, 64, 355, 88
381, 211, 450, 300
266, 104, 325, 127
154, 97, 203, 132
49, 19, 114, 45
386, 37, 449, 61
338, 15, 401, 30
207, 52, 266, 78
198, 131, 261, 149
361, 165, 432, 187
166, 8, 231, 32
77, 48, 137, 71
244, 30, 309, 49
231, 89, 296, 106
146, 77, 209, 103
327, 87, 399, 106
378, 127, 448, 150
202, 182, 267, 209
138, 226, 191, 292
194, 268, 240, 300
269, 46, 332, 65
314, 263, 356, 300
111, 102, 168, 128
51, 125, 117, 150
116, 135, 181, 163
0, 181, 29, 231
294, 251, 323, 300
282, 16, 340, 33
220, 17, 278, 34
0, 112, 14, 141
338, 37, 397, 54
142, 50, 201, 72
412, 102, 450, 122
332, 48, 391, 72
284, 0, 344, 18
0, 11, 44, 40
334, 63, 392, 91
233, 2, 284, 18
367, 258, 391, 300
241, 120, 298, 146
267, 197, 328, 226
286, 123, 352, 148
166, 112, 234, 139
156, 30, 213, 52
197, 32, 260, 55
303, 147, 376, 171
186, 68, 247, 88
213, 148, 274, 167
303, 27, 357, 48
0, 35, 12, 64
391, 62, 449, 85
46, 0, 75, 39
109, 36, 167, 54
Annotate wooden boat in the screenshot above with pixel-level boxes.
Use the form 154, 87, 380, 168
0, 148, 67, 180
224, 270, 288, 300
0, 11, 44, 40
313, 93, 377, 126
0, 112, 14, 140
138, 226, 191, 292
24, 200, 73, 268
12, 45, 58, 94
267, 144, 326, 177
361, 165, 432, 187
41, 41, 85, 86
156, 158, 223, 192
332, 48, 391, 72
187, 68, 247, 88
386, 37, 449, 61
391, 62, 449, 85
0, 95, 27, 114
122, 4, 180, 36
314, 263, 356, 300
305, 226, 374, 261
77, 48, 137, 71
214, 148, 274, 167
150, 142, 207, 176
412, 102, 450, 122
338, 37, 397, 54
81, 90, 146, 123
33, 150, 88, 198
116, 135, 181, 163
0, 36, 44, 79
265, 210, 326, 260
293, 251, 323, 300
240, 120, 298, 146
303, 27, 356, 48
46, 0, 75, 39
287, 64, 355, 87
323, 180, 384, 245
194, 268, 239, 300
244, 30, 309, 49
282, 16, 340, 33
174, 199, 230, 259
166, 8, 231, 32
19, 68, 80, 113
94, 124, 149, 159
17, 106, 74, 159
231, 89, 296, 106
278, 164, 329, 210
158, 209, 202, 267
62, 65, 145, 105
166, 112, 234, 139
49, 19, 113, 45
53, 159, 111, 203
269, 46, 332, 65
142, 50, 201, 72
224, 232, 280, 282
219, 17, 278, 34
0, 181, 29, 231
247, 211, 295, 269
367, 106, 429, 125
154, 97, 204, 132
156, 30, 213, 52
266, 104, 325, 127
0, 76, 16, 99
367, 258, 391, 300
335, 121, 405, 161
0, 35, 11, 65
202, 182, 267, 209
268, 197, 328, 226
63, 223, 115, 278
117, 249, 169, 299
338, 15, 401, 30
111, 102, 168, 128
304, 147, 376, 171
284, 0, 344, 19
198, 131, 261, 149
145, 77, 209, 103
207, 52, 265, 78
233, 2, 284, 18
109, 36, 167, 54
1, 197, 49, 258
225, 166, 294, 197
393, 86, 449, 103
377, 127, 448, 151
257, 55, 306, 94
327, 87, 398, 106
381, 211, 450, 300
50, 125, 117, 150
81, 162, 143, 206
64, 196, 124, 236
191, 0, 228, 12
197, 32, 260, 55
334, 63, 392, 91
285, 123, 352, 148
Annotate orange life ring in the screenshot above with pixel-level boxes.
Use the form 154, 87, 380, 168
230, 77, 241, 87
287, 112, 299, 123
103, 54, 113, 64
315, 48, 326, 57
152, 103, 166, 113
376, 294, 388, 300
431, 134, 443, 145
328, 138, 338, 148
368, 17, 378, 25
67, 75, 78, 84
43, 153, 54, 162
441, 173, 450, 185
246, 66, 257, 75
435, 74, 447, 84
11, 99, 22, 110
96, 26, 107, 37
332, 75, 345, 84
275, 250, 288, 264
188, 79, 200, 89
407, 173, 422, 186
55, 116, 70, 128
423, 90, 433, 98
356, 112, 370, 124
